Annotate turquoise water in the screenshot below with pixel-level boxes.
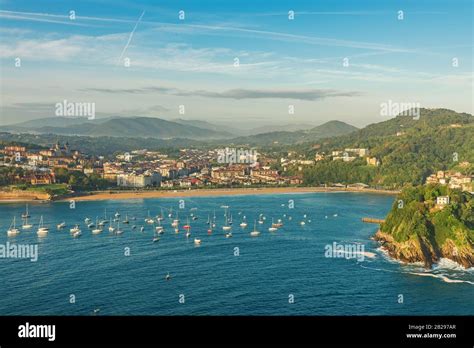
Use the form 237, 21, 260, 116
0, 192, 473, 315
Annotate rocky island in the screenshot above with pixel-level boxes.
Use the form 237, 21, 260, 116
374, 185, 474, 268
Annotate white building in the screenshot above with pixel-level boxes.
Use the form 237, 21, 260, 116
436, 196, 450, 206
117, 172, 161, 188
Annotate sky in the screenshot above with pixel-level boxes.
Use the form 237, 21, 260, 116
0, 0, 472, 129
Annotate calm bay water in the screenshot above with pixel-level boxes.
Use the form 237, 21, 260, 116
0, 192, 473, 315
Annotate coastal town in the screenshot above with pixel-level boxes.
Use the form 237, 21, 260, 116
0, 141, 472, 200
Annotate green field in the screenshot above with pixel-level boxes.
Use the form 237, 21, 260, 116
11, 183, 69, 196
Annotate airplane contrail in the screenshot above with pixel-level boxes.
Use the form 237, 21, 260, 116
117, 10, 145, 66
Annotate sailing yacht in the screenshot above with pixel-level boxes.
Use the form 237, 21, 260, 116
239, 216, 248, 228
98, 208, 108, 226
155, 219, 164, 234
272, 218, 283, 228
36, 215, 49, 236
222, 209, 232, 231
157, 208, 164, 221
92, 217, 103, 234
269, 218, 278, 232
183, 217, 191, 230
70, 225, 81, 234
7, 216, 20, 237
184, 218, 191, 237
115, 222, 123, 235
145, 211, 154, 224
21, 204, 30, 218
250, 220, 261, 237
108, 218, 115, 233
122, 214, 129, 224
22, 216, 33, 229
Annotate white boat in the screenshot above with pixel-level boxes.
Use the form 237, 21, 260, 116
115, 222, 123, 235
84, 217, 91, 223
250, 220, 260, 237
73, 230, 82, 238
70, 225, 81, 233
239, 217, 247, 228
268, 227, 278, 232
225, 232, 232, 238
99, 208, 108, 226
21, 204, 30, 218
140, 226, 145, 232
7, 216, 20, 237
153, 236, 160, 243
157, 208, 164, 221
22, 216, 33, 229
194, 238, 201, 245
115, 212, 120, 218
87, 222, 94, 229
222, 209, 232, 231
91, 217, 102, 234
108, 219, 116, 232
186, 231, 191, 238
155, 223, 164, 233
171, 211, 179, 227
132, 225, 137, 230
92, 220, 103, 234
145, 210, 154, 224
36, 216, 49, 236
300, 221, 306, 226
57, 221, 66, 229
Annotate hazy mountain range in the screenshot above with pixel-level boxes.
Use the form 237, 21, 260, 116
0, 116, 357, 142
0, 109, 471, 158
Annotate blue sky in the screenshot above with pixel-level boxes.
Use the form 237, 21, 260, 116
0, 0, 472, 128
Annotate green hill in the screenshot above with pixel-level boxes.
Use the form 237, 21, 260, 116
303, 109, 474, 188
227, 120, 358, 146
375, 185, 474, 268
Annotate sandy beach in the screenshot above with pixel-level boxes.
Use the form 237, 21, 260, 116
57, 187, 399, 202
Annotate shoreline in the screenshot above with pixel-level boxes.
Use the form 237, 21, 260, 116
0, 187, 399, 203
59, 187, 399, 202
